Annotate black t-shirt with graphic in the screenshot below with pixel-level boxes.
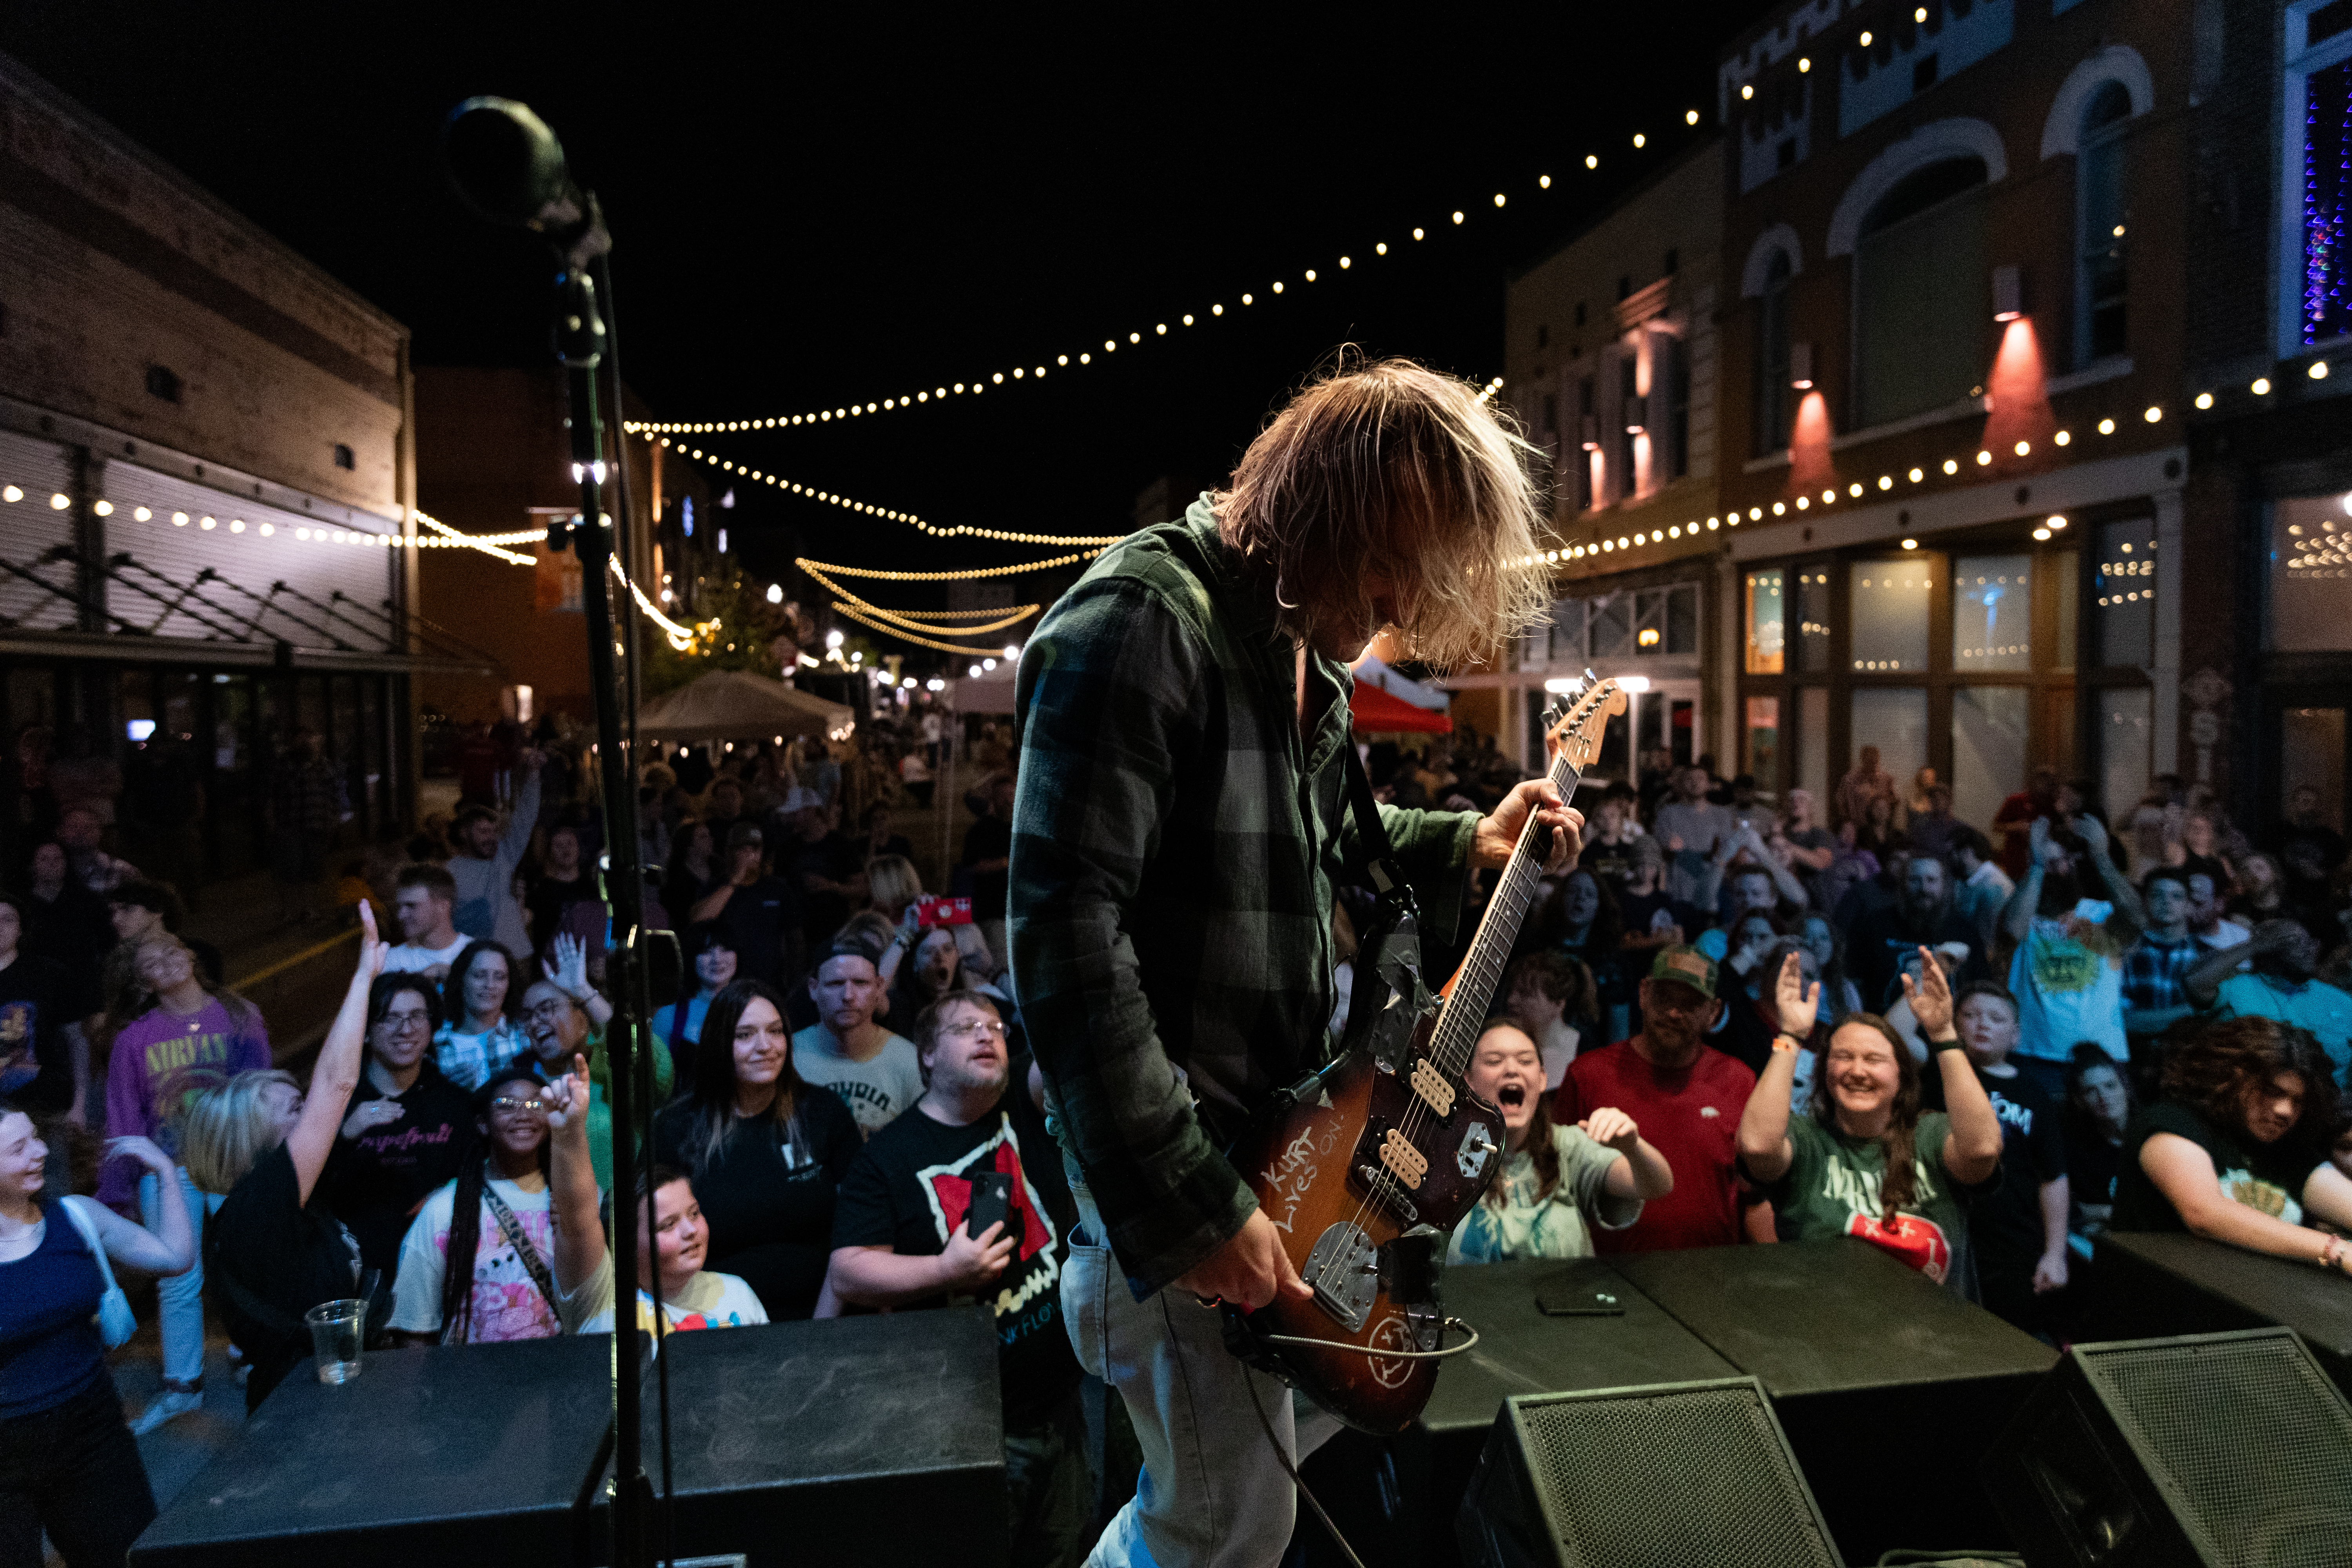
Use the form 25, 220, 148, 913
653, 1085, 862, 1320
1945, 1064, 2066, 1286
0, 954, 75, 1112
2113, 1100, 2327, 1234
323, 1066, 475, 1281
830, 1076, 1079, 1425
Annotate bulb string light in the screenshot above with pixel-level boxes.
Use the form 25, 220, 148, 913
1528, 396, 2190, 568
825, 599, 1034, 657
795, 550, 1101, 583
607, 556, 697, 650
618, 128, 1707, 437
799, 561, 1040, 647
660, 439, 1122, 547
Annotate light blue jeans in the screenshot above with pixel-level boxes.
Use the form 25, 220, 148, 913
1061, 1174, 1341, 1568
139, 1165, 221, 1387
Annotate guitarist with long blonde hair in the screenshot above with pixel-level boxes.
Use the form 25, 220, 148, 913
1009, 358, 1580, 1568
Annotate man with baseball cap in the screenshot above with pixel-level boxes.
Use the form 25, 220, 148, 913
1553, 946, 1762, 1252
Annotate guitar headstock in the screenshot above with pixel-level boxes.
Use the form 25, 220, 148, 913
1543, 671, 1628, 773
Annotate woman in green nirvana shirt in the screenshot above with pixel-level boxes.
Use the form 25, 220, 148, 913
1739, 947, 2006, 1295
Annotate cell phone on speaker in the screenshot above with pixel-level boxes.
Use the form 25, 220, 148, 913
966, 1171, 1012, 1240
1535, 1282, 1626, 1317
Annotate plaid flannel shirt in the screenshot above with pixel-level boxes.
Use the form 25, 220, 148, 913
1009, 500, 1479, 1300
2120, 930, 2201, 1023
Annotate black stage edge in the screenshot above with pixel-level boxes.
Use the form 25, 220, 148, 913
588, 1311, 1007, 1568
2089, 1230, 2352, 1396
129, 1336, 612, 1568
1292, 1257, 1740, 1568
1612, 1240, 2057, 1568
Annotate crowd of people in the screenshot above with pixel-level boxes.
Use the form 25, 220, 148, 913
5, 707, 2352, 1568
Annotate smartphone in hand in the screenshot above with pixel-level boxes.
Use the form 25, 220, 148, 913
967, 1170, 1013, 1240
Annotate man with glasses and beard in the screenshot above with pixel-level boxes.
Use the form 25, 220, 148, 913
2000, 813, 2145, 1103
828, 991, 1085, 1568
1554, 947, 1761, 1254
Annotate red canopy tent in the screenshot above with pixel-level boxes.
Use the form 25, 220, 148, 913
1349, 681, 1452, 733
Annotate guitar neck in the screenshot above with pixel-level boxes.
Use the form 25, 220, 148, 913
1432, 747, 1583, 1076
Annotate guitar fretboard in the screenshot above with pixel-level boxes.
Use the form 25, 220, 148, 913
1430, 740, 1586, 1077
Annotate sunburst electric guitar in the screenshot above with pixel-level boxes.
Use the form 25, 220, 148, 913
1221, 675, 1625, 1433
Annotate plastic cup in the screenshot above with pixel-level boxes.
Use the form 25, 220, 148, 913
305, 1299, 367, 1385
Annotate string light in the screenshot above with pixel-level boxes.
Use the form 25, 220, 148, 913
621, 129, 1702, 436
660, 439, 1120, 548
800, 562, 1040, 651
608, 557, 696, 650
796, 551, 1102, 583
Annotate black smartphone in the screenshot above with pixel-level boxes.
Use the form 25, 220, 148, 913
1535, 1283, 1626, 1318
967, 1171, 1013, 1240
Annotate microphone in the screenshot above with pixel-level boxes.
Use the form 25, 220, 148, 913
441, 96, 606, 263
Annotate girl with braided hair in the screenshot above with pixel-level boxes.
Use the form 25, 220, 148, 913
1739, 947, 2006, 1296
384, 1071, 559, 1344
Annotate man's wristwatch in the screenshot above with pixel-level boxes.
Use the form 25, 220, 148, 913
1927, 1033, 1965, 1053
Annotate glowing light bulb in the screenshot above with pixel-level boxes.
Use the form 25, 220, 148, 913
1797, 58, 1810, 72
1412, 228, 1424, 241
1452, 211, 1465, 224
2054, 431, 2071, 446
2312, 361, 2332, 380
2144, 405, 2163, 422
2253, 377, 2272, 394
2195, 392, 2213, 409
1859, 29, 1873, 44
1740, 84, 1754, 99
1492, 194, 1505, 207
2014, 440, 2031, 456
1584, 154, 1598, 168
1907, 468, 1923, 482
2099, 418, 2117, 434
1538, 176, 1550, 189
1686, 109, 1700, 125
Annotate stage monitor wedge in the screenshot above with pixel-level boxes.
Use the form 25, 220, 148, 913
1457, 1378, 1840, 1568
1982, 1327, 2352, 1568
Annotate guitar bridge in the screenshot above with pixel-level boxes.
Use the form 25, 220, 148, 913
1300, 1222, 1378, 1332
1352, 1164, 1421, 1225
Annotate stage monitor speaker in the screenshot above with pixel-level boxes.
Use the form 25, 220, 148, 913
1456, 1378, 1840, 1568
1982, 1327, 2352, 1567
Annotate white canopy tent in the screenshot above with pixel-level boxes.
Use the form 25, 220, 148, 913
635, 670, 856, 744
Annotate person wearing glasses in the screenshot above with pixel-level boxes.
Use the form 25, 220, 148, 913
324, 975, 474, 1282
828, 990, 1085, 1567
653, 980, 862, 1319
386, 1072, 561, 1344
515, 932, 670, 1192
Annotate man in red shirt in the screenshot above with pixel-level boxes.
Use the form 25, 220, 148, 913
1990, 767, 2059, 879
1553, 947, 1759, 1252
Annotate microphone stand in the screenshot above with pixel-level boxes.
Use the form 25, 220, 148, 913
548, 220, 658, 1568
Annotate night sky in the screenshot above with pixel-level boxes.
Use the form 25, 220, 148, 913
4, 2, 1776, 659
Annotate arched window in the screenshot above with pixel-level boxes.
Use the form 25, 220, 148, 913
2076, 82, 2133, 366
1853, 157, 1989, 428
1753, 249, 1793, 453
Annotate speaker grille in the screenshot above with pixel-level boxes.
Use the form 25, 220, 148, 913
2083, 1335, 2352, 1568
1513, 1385, 1838, 1568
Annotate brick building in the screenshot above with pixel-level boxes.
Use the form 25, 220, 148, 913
0, 51, 438, 885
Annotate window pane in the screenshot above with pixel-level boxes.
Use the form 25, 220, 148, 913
2098, 688, 2152, 825
1744, 570, 1786, 674
1745, 695, 1780, 787
2268, 495, 2352, 651
2302, 55, 2352, 347
1849, 558, 1933, 673
1589, 593, 1632, 661
1799, 686, 1830, 809
2094, 519, 2158, 669
1548, 599, 1587, 667
1850, 688, 1929, 800
1953, 687, 2029, 830
2281, 708, 2345, 832
1953, 554, 2033, 672
1796, 567, 1832, 672
1634, 589, 1664, 655
2052, 550, 2078, 671
1666, 584, 1699, 655
1857, 188, 1988, 427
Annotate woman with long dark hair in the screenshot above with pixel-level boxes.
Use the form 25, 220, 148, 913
1738, 948, 2006, 1295
2113, 1016, 2352, 1273
432, 940, 527, 1092
650, 980, 862, 1319
1446, 1015, 1671, 1264
385, 1071, 559, 1345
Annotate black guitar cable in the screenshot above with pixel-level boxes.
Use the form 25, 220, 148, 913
1244, 1373, 1370, 1568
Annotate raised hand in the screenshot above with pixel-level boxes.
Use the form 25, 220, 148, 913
543, 1052, 593, 1140
1772, 949, 1820, 1038
103, 1134, 176, 1175
1578, 1107, 1642, 1153
548, 932, 591, 999
2076, 811, 2110, 858
354, 899, 388, 984
1902, 946, 1956, 1038
2028, 813, 2051, 861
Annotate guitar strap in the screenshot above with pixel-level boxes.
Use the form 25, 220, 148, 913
1334, 742, 1430, 1061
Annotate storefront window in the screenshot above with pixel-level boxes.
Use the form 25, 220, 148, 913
1953, 554, 2033, 672
1953, 686, 2029, 829
2053, 550, 2078, 672
2094, 518, 2158, 668
2098, 688, 2152, 825
1745, 695, 1780, 786
1745, 571, 1785, 674
1849, 559, 1933, 673
1851, 687, 1929, 794
2268, 494, 2352, 652
1796, 568, 1833, 672
1589, 593, 1633, 662
1798, 687, 1829, 806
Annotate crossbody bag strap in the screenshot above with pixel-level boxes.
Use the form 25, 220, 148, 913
481, 1182, 560, 1317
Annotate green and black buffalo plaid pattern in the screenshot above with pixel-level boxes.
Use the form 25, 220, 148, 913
1009, 497, 1478, 1300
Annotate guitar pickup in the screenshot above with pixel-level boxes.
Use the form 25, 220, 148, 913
1408, 1059, 1455, 1118
1379, 1129, 1430, 1189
